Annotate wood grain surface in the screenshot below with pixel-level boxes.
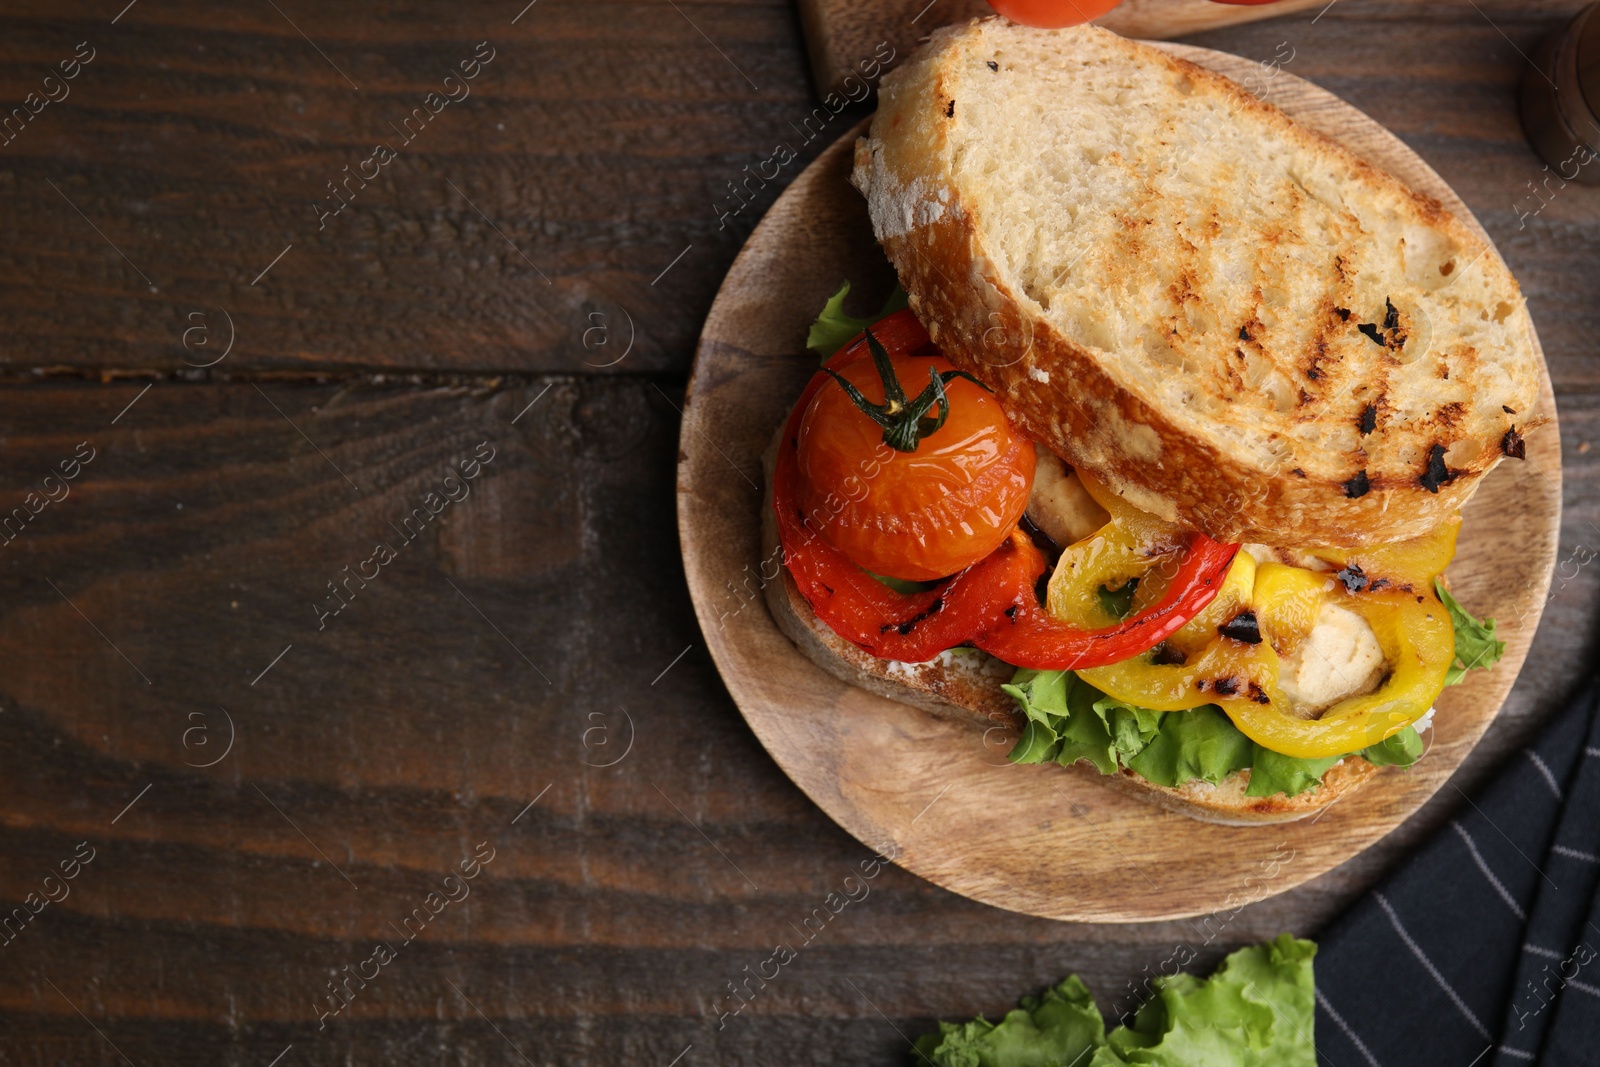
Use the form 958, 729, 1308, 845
679, 47, 1560, 923
0, 1, 1597, 1064
797, 0, 1326, 98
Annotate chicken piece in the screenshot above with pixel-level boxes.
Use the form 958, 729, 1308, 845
1278, 601, 1388, 717
1026, 452, 1109, 547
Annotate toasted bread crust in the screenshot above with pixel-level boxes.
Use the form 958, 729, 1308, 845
851, 21, 1542, 548
761, 428, 1382, 825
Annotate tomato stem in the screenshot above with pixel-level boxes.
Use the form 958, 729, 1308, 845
823, 328, 990, 453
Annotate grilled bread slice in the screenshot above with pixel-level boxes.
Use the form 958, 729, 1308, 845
760, 432, 1380, 825
850, 20, 1541, 548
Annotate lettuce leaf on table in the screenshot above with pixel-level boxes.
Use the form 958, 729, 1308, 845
912, 973, 1106, 1067
914, 935, 1318, 1067
1093, 935, 1317, 1067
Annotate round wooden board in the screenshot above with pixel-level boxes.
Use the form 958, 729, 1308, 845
677, 44, 1562, 923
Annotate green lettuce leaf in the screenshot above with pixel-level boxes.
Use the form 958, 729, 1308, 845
914, 935, 1318, 1067
1003, 669, 1119, 773
868, 569, 940, 595
1003, 670, 1424, 798
1092, 934, 1317, 1067
1002, 668, 1071, 765
1435, 579, 1506, 686
1245, 747, 1342, 798
1361, 725, 1425, 768
1096, 579, 1140, 621
1246, 726, 1425, 797
805, 280, 909, 359
1091, 695, 1163, 766
1121, 704, 1251, 789
913, 973, 1106, 1067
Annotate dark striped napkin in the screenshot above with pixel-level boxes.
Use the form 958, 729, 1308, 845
1315, 679, 1600, 1067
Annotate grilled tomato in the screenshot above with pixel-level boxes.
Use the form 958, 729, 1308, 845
794, 317, 1035, 582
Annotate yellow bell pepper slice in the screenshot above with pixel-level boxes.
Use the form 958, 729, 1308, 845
1043, 471, 1188, 630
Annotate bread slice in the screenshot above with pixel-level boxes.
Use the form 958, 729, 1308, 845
850, 20, 1541, 548
761, 430, 1380, 825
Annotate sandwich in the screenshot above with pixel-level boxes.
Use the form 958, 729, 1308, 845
762, 20, 1534, 823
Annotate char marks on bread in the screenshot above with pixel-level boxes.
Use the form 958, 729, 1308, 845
850, 20, 1541, 548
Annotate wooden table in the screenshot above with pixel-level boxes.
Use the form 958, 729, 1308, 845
0, 1, 1595, 1063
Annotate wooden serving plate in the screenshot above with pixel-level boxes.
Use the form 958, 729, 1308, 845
678, 44, 1562, 923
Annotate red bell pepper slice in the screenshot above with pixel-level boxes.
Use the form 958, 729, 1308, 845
970, 533, 1240, 670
